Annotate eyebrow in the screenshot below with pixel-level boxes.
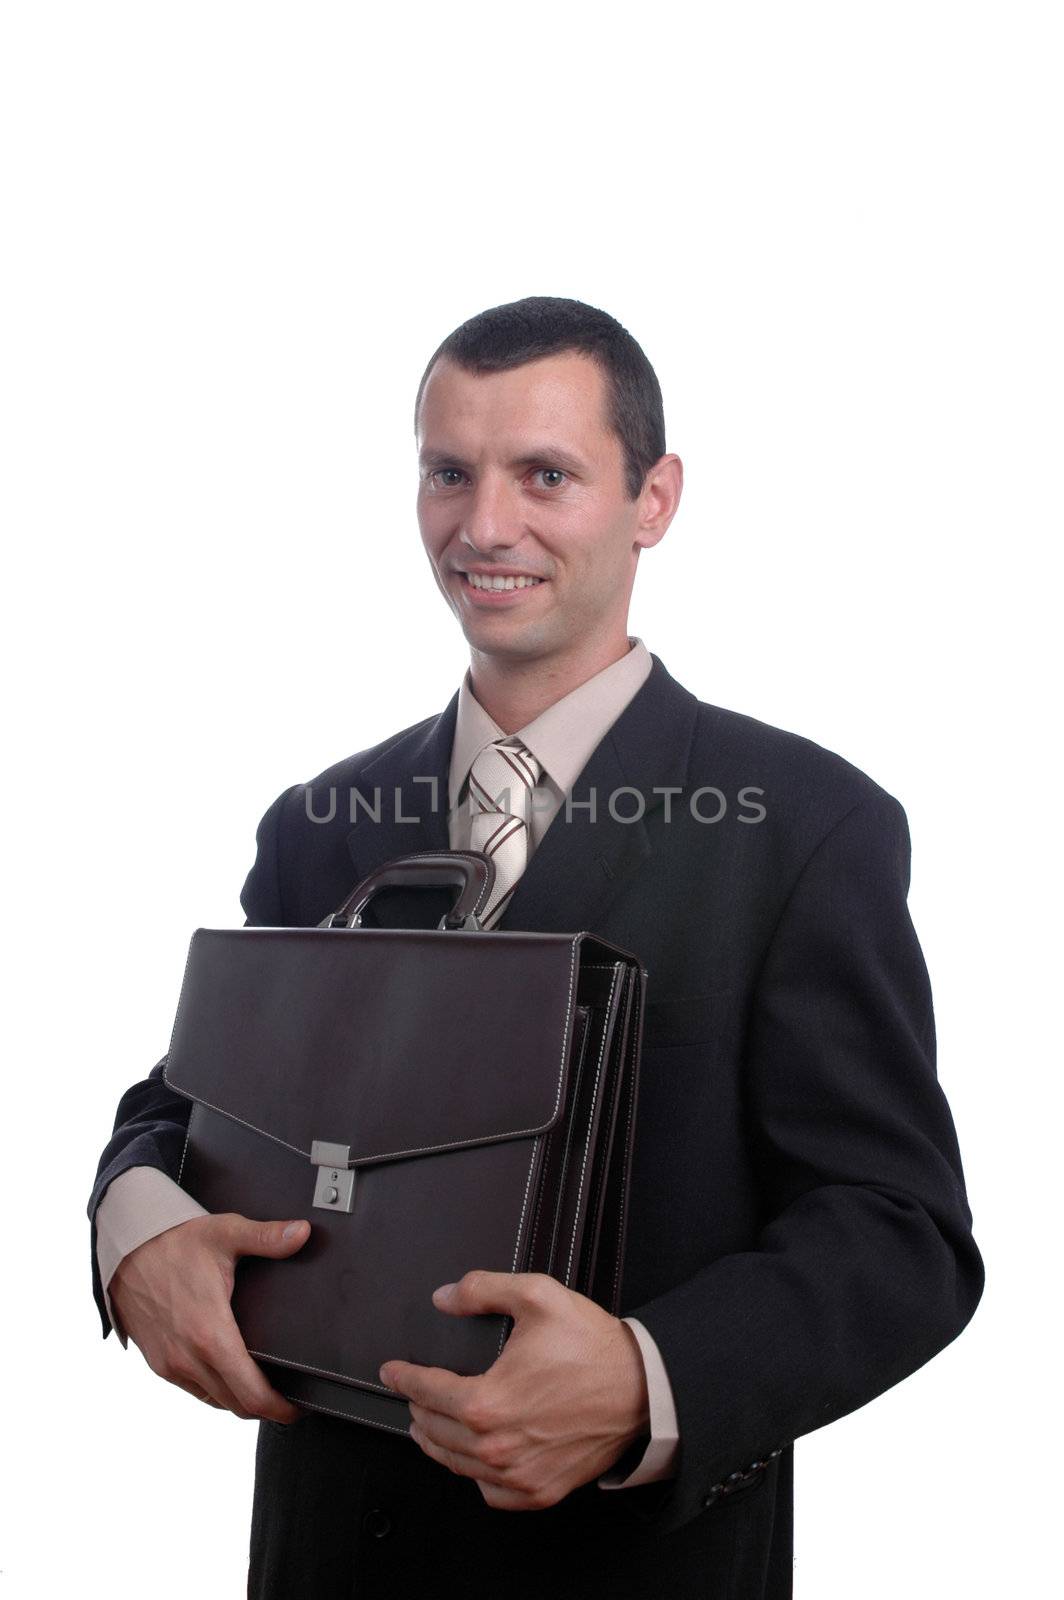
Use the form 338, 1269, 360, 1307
418, 444, 590, 476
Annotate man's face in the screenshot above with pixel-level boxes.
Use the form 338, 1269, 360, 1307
416, 351, 656, 665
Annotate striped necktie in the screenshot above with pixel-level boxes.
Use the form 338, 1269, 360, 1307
467, 737, 543, 929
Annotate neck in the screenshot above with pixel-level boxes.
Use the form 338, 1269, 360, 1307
467, 629, 634, 733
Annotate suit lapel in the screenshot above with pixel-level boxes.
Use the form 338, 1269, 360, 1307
345, 653, 698, 934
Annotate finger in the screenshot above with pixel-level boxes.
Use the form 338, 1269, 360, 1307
436, 1270, 555, 1319
408, 1418, 556, 1510
156, 1317, 277, 1419
379, 1360, 476, 1415
477, 1479, 548, 1512
408, 1400, 491, 1462
208, 1316, 304, 1422
165, 1349, 258, 1419
171, 1378, 224, 1410
409, 1419, 493, 1482
197, 1363, 262, 1420
410, 1390, 541, 1492
214, 1213, 312, 1263
158, 1306, 294, 1421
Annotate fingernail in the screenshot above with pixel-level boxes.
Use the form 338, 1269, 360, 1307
433, 1282, 456, 1302
282, 1221, 305, 1238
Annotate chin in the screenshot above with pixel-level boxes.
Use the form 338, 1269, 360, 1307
473, 624, 562, 662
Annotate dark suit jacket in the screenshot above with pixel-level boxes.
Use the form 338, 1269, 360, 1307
88, 653, 984, 1599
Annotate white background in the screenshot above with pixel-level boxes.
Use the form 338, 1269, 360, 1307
2, 3, 1060, 1594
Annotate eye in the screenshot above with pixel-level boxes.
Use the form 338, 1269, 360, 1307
427, 466, 568, 490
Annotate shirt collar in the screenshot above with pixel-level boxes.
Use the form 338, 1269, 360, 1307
448, 636, 653, 811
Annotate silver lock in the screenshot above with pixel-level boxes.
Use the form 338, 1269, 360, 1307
310, 1140, 356, 1213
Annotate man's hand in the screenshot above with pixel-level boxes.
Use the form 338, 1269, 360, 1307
379, 1270, 651, 1511
108, 1212, 312, 1423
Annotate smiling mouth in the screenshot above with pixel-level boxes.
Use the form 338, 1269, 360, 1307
461, 572, 547, 592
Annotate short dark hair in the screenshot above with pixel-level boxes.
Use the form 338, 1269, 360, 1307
414, 296, 666, 501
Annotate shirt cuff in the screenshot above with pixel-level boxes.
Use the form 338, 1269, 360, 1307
96, 1165, 208, 1348
597, 1316, 681, 1489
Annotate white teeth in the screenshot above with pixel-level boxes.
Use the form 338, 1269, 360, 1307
466, 572, 543, 590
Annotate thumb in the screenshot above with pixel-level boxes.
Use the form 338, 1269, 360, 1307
224, 1214, 311, 1260
432, 1268, 541, 1317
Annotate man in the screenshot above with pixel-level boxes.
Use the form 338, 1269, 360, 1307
89, 296, 984, 1598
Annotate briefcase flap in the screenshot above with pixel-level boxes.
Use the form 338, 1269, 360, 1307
162, 925, 586, 1165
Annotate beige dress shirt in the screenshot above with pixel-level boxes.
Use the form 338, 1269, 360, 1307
95, 634, 680, 1488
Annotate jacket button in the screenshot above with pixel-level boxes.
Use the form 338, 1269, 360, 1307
362, 1507, 392, 1539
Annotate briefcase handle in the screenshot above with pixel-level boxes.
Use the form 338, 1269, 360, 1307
319, 849, 497, 932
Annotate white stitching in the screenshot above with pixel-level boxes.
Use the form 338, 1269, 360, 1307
589, 970, 640, 1305
163, 936, 581, 1165
510, 1147, 540, 1284
586, 1040, 617, 1279
164, 1084, 308, 1160
180, 932, 585, 1394
275, 1394, 411, 1437
176, 1094, 194, 1187
490, 1138, 543, 1360
527, 1005, 589, 1273
526, 1141, 550, 1271
612, 971, 643, 1311
248, 1347, 395, 1393
564, 964, 619, 1288
264, 1124, 570, 1395
545, 1011, 591, 1276
586, 976, 633, 1238
251, 1132, 539, 1381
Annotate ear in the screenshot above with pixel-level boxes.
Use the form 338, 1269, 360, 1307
635, 453, 684, 549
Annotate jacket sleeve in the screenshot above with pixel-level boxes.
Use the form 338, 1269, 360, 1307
86, 784, 296, 1339
618, 790, 985, 1536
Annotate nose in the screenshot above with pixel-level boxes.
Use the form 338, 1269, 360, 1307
459, 473, 522, 558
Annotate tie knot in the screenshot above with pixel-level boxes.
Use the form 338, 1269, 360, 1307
468, 738, 542, 818
466, 738, 543, 929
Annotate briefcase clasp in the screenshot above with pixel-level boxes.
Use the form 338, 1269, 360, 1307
310, 1140, 357, 1214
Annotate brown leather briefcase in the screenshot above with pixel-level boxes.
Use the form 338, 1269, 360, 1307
162, 849, 647, 1438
